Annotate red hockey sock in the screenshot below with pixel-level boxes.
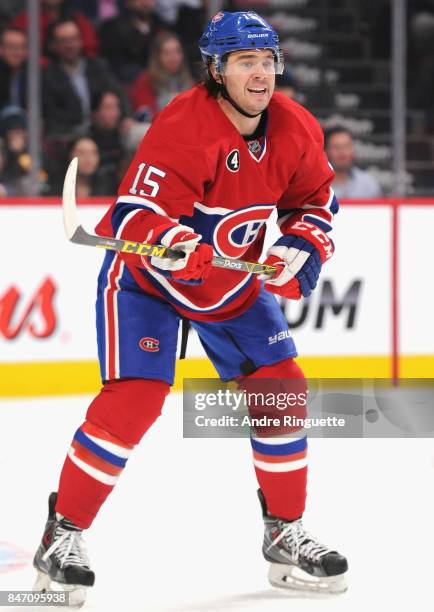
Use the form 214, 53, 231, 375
55, 378, 169, 528
238, 358, 308, 520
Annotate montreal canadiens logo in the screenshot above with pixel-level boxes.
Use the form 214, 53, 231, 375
139, 337, 160, 352
213, 204, 274, 258
226, 149, 240, 173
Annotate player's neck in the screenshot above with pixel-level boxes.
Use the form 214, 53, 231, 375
217, 97, 262, 136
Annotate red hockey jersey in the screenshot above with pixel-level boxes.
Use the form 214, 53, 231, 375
95, 84, 337, 322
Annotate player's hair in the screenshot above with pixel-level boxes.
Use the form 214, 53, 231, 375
323, 125, 353, 149
201, 57, 224, 99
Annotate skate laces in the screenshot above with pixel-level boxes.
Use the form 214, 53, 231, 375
42, 523, 90, 569
269, 519, 331, 563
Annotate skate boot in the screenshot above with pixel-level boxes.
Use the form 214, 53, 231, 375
33, 492, 94, 607
258, 489, 348, 594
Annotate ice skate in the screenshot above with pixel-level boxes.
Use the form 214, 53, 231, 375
258, 489, 348, 595
33, 492, 94, 607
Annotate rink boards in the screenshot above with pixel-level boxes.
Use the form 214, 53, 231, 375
0, 198, 433, 395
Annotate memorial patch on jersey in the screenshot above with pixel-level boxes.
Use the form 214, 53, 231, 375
226, 149, 240, 173
213, 204, 274, 258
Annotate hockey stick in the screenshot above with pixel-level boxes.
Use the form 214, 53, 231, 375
62, 157, 277, 276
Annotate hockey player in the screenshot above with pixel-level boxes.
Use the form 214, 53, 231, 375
34, 11, 348, 604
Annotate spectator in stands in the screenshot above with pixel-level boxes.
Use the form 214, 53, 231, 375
0, 28, 28, 111
408, 9, 434, 112
128, 32, 193, 121
69, 0, 120, 22
155, 0, 201, 26
1, 2, 25, 17
0, 3, 25, 30
12, 0, 99, 59
90, 89, 126, 179
119, 119, 150, 168
68, 136, 116, 196
275, 66, 298, 100
0, 104, 31, 195
0, 105, 48, 195
324, 126, 382, 199
155, 0, 205, 72
42, 19, 130, 139
0, 139, 8, 197
99, 0, 166, 84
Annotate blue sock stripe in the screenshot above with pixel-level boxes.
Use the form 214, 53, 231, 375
250, 436, 307, 456
73, 429, 128, 468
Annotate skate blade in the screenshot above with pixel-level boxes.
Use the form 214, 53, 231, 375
268, 562, 348, 595
33, 569, 88, 608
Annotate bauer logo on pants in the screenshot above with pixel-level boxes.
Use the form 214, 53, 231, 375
139, 337, 160, 352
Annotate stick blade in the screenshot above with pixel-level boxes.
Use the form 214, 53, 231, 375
62, 157, 80, 240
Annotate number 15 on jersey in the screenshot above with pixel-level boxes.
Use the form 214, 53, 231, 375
129, 163, 166, 198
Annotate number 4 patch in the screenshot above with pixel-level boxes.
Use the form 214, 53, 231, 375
226, 149, 240, 173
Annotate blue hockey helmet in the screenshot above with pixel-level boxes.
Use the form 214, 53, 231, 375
199, 11, 284, 74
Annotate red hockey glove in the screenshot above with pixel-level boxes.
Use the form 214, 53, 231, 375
143, 225, 213, 283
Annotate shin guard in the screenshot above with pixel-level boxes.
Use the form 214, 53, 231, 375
239, 358, 308, 520
55, 378, 169, 528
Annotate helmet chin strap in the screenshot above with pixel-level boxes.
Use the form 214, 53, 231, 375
220, 86, 263, 119
214, 74, 263, 119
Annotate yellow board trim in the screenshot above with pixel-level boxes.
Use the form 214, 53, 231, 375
0, 355, 433, 398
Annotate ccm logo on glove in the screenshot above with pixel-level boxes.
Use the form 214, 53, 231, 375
288, 221, 334, 262
141, 225, 213, 283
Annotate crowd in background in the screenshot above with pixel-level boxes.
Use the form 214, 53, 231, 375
0, 0, 211, 196
0, 0, 384, 198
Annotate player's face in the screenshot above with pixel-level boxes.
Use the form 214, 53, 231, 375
221, 50, 275, 115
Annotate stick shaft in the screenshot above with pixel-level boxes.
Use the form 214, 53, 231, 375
63, 158, 277, 276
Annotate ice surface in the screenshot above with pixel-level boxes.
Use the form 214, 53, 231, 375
1, 393, 433, 611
